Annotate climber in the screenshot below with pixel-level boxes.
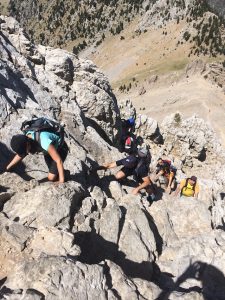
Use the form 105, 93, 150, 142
120, 117, 136, 153
102, 147, 156, 201
153, 158, 176, 193
6, 117, 68, 183
175, 176, 199, 198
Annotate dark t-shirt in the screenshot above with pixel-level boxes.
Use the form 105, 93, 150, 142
116, 155, 138, 169
116, 155, 149, 181
156, 160, 176, 176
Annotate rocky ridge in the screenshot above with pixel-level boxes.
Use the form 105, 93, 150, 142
8, 0, 148, 49
1, 16, 225, 300
137, 0, 225, 57
7, 0, 225, 57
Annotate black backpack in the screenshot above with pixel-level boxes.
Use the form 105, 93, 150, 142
21, 117, 64, 146
135, 157, 150, 178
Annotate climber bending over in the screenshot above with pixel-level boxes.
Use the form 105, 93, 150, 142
102, 147, 155, 201
6, 117, 68, 183
154, 158, 176, 193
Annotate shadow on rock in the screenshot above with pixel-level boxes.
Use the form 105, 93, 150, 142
156, 261, 225, 300
143, 212, 163, 256
86, 117, 113, 146
0, 142, 33, 181
0, 56, 38, 106
153, 185, 164, 202
220, 192, 225, 200
74, 231, 152, 281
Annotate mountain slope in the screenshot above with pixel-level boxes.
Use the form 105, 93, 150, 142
7, 0, 225, 56
8, 0, 149, 49
1, 15, 225, 300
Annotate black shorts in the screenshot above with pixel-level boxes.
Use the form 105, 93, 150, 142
44, 142, 68, 175
134, 174, 144, 184
121, 166, 135, 177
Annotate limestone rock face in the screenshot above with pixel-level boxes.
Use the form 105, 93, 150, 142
1, 15, 225, 300
160, 113, 224, 170
119, 99, 136, 120
0, 15, 156, 299
211, 166, 225, 229
3, 181, 85, 230
3, 257, 109, 300
0, 16, 120, 144
185, 59, 206, 77
135, 114, 159, 141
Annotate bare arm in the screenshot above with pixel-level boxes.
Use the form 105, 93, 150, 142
132, 176, 151, 195
167, 172, 175, 189
194, 183, 199, 199
175, 182, 183, 197
155, 170, 164, 180
47, 144, 64, 183
175, 186, 181, 197
103, 162, 117, 169
194, 191, 199, 199
6, 154, 23, 171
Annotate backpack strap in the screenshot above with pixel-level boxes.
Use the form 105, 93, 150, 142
135, 157, 147, 177
193, 181, 196, 192
181, 178, 188, 195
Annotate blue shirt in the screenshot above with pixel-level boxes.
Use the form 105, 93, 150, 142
26, 131, 61, 152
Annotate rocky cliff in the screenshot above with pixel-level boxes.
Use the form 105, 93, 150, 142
1, 16, 225, 300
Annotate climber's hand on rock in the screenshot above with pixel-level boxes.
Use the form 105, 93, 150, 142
54, 180, 64, 185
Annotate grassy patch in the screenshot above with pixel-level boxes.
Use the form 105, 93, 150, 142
0, 0, 9, 15
112, 57, 190, 89
155, 57, 189, 74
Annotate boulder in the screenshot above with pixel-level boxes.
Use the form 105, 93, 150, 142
1, 257, 109, 300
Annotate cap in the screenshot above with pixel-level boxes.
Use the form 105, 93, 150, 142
138, 147, 148, 158
10, 134, 29, 156
190, 176, 197, 182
